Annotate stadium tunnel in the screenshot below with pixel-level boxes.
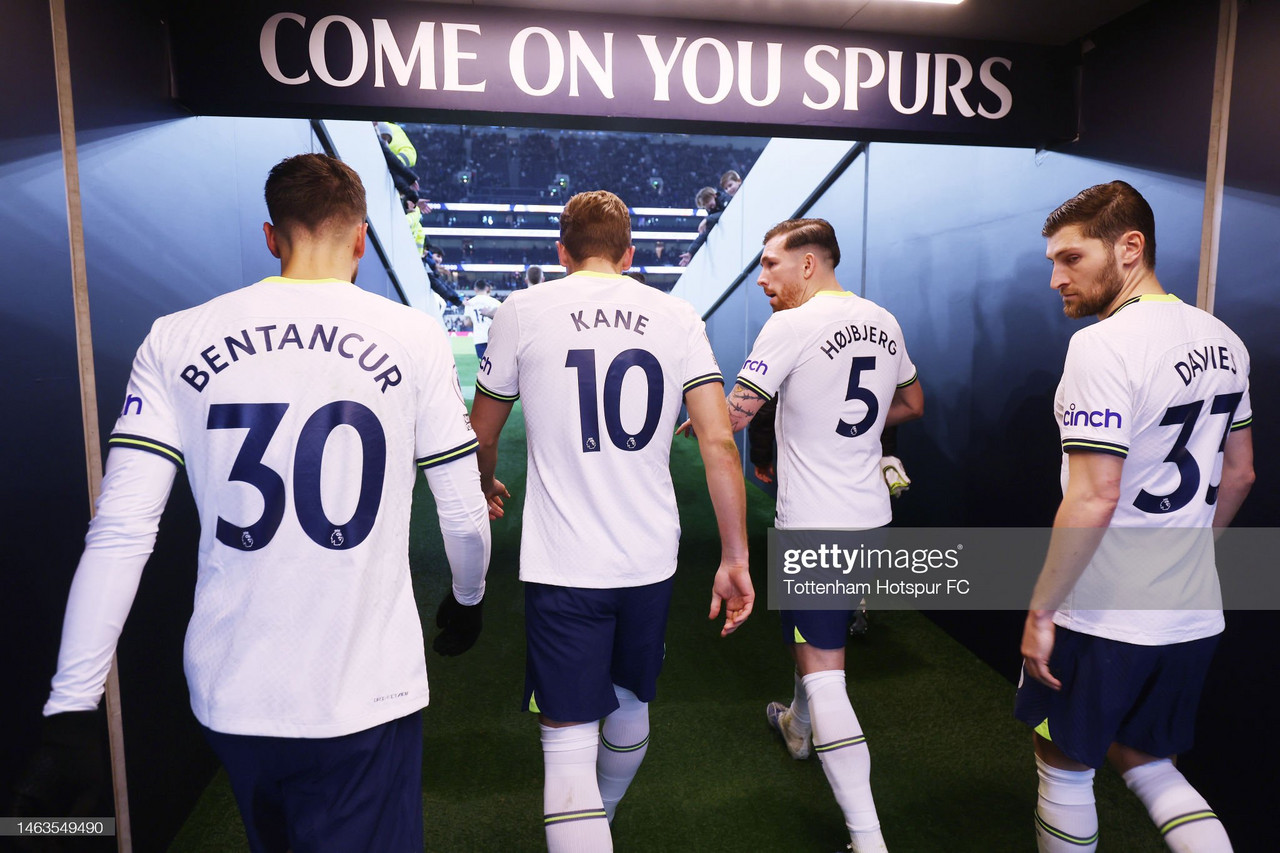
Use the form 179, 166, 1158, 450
4, 1, 1278, 850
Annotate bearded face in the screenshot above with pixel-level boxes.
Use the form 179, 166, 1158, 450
1046, 225, 1126, 319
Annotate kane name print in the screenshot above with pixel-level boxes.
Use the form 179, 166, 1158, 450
569, 307, 650, 335
180, 322, 403, 393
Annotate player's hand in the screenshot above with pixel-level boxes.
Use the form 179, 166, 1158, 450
483, 477, 511, 520
675, 418, 695, 438
11, 711, 105, 819
753, 464, 774, 484
678, 253, 692, 267
433, 591, 483, 656
709, 563, 754, 637
1020, 609, 1061, 690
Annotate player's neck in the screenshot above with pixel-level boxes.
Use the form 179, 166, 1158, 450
278, 243, 358, 283
566, 257, 625, 276
1102, 267, 1164, 318
801, 277, 845, 305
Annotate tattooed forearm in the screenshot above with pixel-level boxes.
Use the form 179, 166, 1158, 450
726, 383, 767, 431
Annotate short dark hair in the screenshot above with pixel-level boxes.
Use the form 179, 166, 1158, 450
526, 265, 544, 284
475, 279, 491, 293
265, 154, 366, 238
560, 190, 631, 264
1042, 180, 1156, 269
763, 218, 840, 268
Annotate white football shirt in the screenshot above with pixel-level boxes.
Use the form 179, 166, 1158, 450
737, 290, 917, 530
476, 271, 722, 588
1053, 294, 1252, 645
468, 293, 502, 345
96, 277, 479, 737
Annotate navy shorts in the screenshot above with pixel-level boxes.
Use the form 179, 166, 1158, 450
202, 711, 423, 853
524, 577, 675, 722
1014, 626, 1219, 768
781, 609, 853, 650
474, 341, 488, 359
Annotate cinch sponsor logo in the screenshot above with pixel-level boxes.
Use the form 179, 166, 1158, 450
742, 358, 767, 374
1062, 403, 1122, 429
120, 394, 143, 416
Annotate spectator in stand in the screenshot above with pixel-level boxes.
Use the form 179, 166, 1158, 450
525, 265, 544, 287
423, 242, 464, 309
679, 187, 723, 266
720, 170, 742, 197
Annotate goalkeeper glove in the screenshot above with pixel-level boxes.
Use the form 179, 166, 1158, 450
881, 455, 911, 498
433, 591, 483, 656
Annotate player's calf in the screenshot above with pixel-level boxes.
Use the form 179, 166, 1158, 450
1123, 758, 1232, 853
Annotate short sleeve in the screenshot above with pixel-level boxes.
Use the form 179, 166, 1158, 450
108, 323, 185, 467
736, 312, 802, 400
1230, 338, 1253, 431
1058, 333, 1133, 458
474, 297, 520, 403
682, 313, 723, 395
415, 324, 479, 470
895, 330, 918, 388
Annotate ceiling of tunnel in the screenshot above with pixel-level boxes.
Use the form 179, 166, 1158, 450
428, 0, 1152, 46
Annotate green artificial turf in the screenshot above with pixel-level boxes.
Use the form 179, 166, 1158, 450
170, 335, 1165, 852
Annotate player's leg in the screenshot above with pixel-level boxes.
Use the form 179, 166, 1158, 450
202, 710, 425, 853
541, 718, 610, 853
597, 577, 675, 822
1111, 746, 1232, 852
201, 727, 292, 853
1031, 734, 1099, 853
1109, 634, 1230, 852
791, 610, 887, 853
524, 583, 620, 852
1014, 627, 1169, 853
597, 685, 649, 822
765, 659, 812, 760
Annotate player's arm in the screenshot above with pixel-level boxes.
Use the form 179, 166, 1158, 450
885, 376, 924, 426
684, 381, 754, 637
1021, 449, 1122, 690
677, 380, 768, 438
726, 381, 769, 433
470, 392, 514, 518
1212, 426, 1254, 531
422, 456, 492, 655
46, 448, 178, 714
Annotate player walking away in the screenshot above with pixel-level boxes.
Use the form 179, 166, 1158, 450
469, 190, 754, 852
16, 154, 491, 852
1016, 181, 1253, 853
466, 279, 502, 360
690, 218, 924, 853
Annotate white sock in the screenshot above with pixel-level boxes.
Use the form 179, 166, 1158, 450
802, 670, 886, 852
790, 668, 811, 732
1034, 755, 1098, 852
1123, 759, 1232, 852
541, 722, 612, 853
597, 685, 650, 822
